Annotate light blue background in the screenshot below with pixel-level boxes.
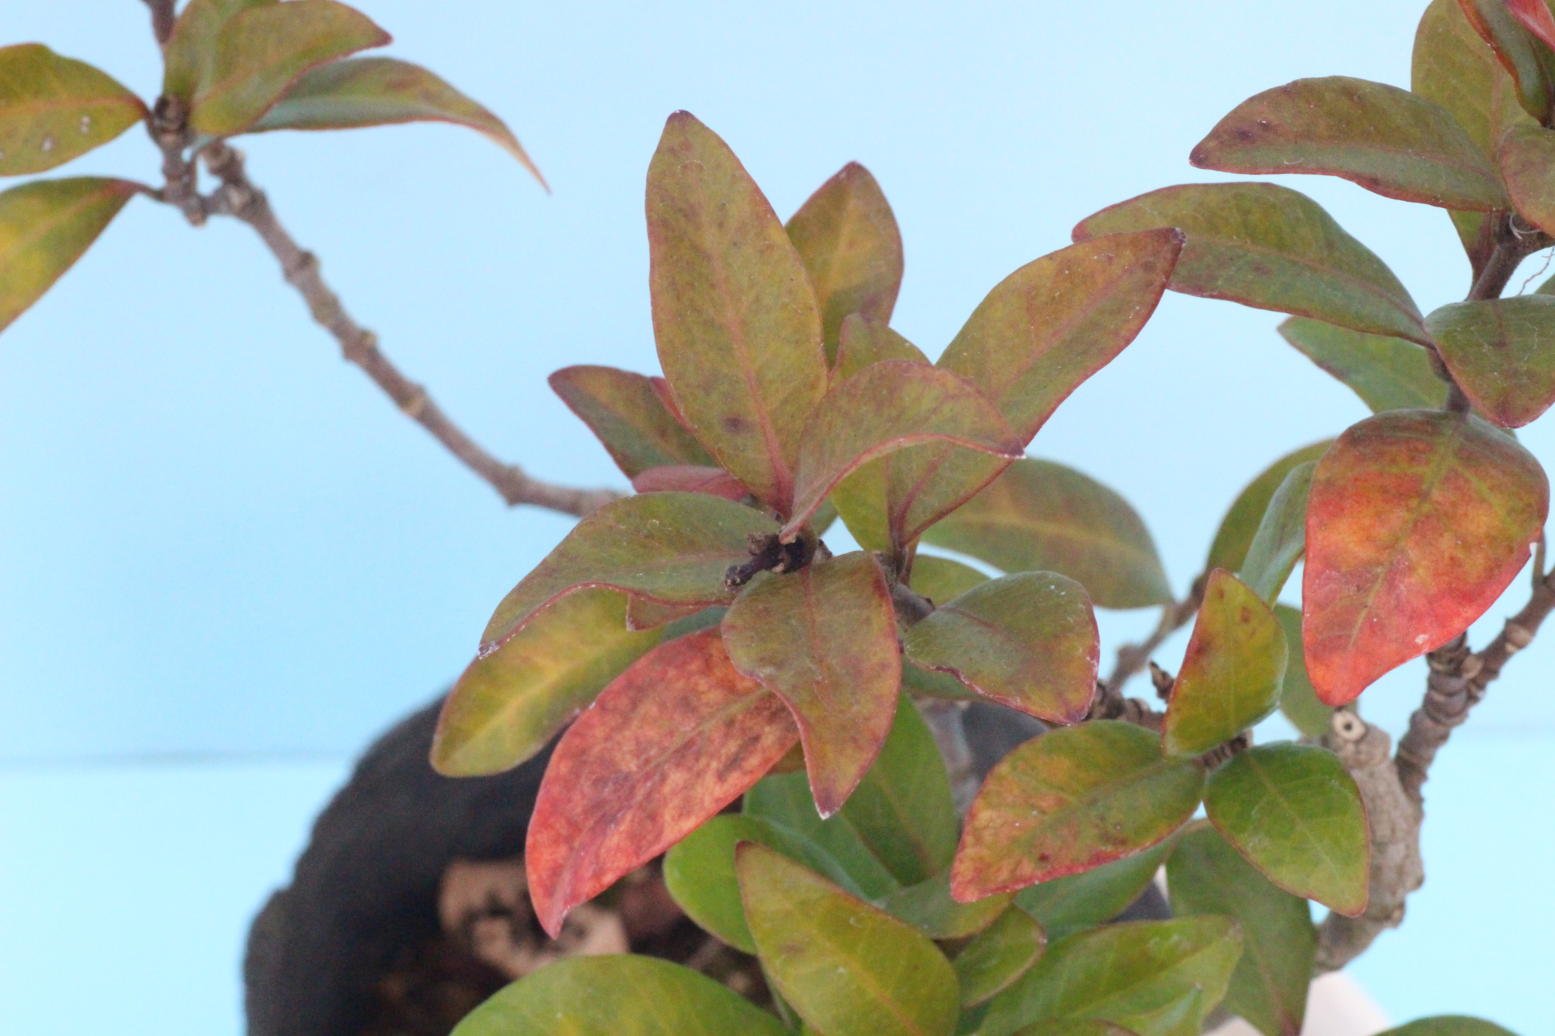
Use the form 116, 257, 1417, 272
1, 1, 1551, 1031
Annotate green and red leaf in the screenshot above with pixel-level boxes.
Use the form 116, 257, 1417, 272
1426, 295, 1555, 427
631, 464, 748, 500
1452, 0, 1555, 125
1509, 0, 1555, 51
1498, 123, 1555, 235
721, 552, 900, 816
1015, 837, 1177, 941
0, 177, 138, 333
524, 628, 798, 937
647, 112, 828, 512
1277, 318, 1446, 414
548, 364, 715, 478
0, 45, 146, 176
1303, 409, 1547, 705
163, 0, 274, 101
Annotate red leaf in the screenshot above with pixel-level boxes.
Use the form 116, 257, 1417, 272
632, 465, 749, 501
1509, 0, 1555, 50
525, 628, 798, 937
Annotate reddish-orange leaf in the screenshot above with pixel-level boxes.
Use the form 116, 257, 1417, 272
632, 464, 749, 500
1303, 410, 1547, 705
525, 628, 798, 937
1509, 0, 1555, 51
721, 552, 901, 817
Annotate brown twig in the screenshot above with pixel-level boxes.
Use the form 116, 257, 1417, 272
141, 0, 177, 45
1103, 576, 1205, 695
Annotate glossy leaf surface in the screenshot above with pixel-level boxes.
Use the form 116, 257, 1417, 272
787, 163, 903, 361
1204, 743, 1369, 916
1168, 823, 1315, 1036
1303, 410, 1547, 704
1075, 184, 1426, 344
647, 112, 827, 511
1237, 463, 1314, 604
923, 458, 1171, 609
450, 955, 787, 1036
904, 572, 1099, 722
253, 57, 544, 186
1162, 570, 1287, 756
1277, 318, 1445, 413
0, 45, 146, 176
722, 552, 900, 816
0, 177, 137, 333
1191, 76, 1507, 210
738, 843, 960, 1036
1274, 605, 1333, 740
189, 0, 390, 136
1426, 295, 1555, 427
1205, 442, 1332, 576
525, 629, 797, 936
955, 907, 1047, 1007
480, 492, 773, 651
432, 590, 660, 775
1014, 837, 1175, 942
952, 722, 1203, 900
549, 365, 714, 478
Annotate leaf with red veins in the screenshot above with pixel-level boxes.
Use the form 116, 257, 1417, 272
721, 552, 902, 817
1303, 409, 1548, 705
524, 627, 798, 938
632, 464, 749, 500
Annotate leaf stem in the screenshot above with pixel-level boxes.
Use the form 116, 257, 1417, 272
141, 0, 176, 45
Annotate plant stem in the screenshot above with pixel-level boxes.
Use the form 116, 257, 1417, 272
141, 0, 176, 44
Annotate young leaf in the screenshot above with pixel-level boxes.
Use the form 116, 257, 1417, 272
548, 364, 714, 478
0, 177, 138, 334
1204, 743, 1370, 916
783, 359, 1022, 537
951, 722, 1204, 901
878, 874, 1011, 939
1426, 295, 1555, 427
721, 552, 901, 816
0, 45, 146, 176
1273, 605, 1333, 740
1162, 570, 1287, 757
431, 589, 660, 776
954, 907, 1047, 1007
163, 0, 274, 101
524, 628, 797, 937
449, 955, 788, 1036
737, 843, 961, 1036
631, 464, 748, 500
1277, 318, 1446, 413
1303, 410, 1547, 705
975, 917, 1242, 1036
786, 163, 903, 362
1168, 823, 1316, 1036
1190, 76, 1507, 210
479, 492, 774, 652
1014, 837, 1176, 941
1075, 184, 1427, 344
251, 57, 545, 187
903, 571, 1099, 723
188, 1, 391, 137
1237, 462, 1314, 603
922, 458, 1172, 609
647, 112, 828, 512
1205, 442, 1332, 576
1375, 1018, 1517, 1036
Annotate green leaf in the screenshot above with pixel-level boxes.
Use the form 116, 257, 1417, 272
1162, 570, 1287, 756
922, 458, 1172, 609
1074, 183, 1427, 344
1277, 318, 1446, 413
783, 359, 1022, 537
0, 177, 138, 334
744, 770, 902, 899
524, 628, 797, 936
1013, 837, 1175, 942
163, 0, 274, 101
188, 1, 391, 137
1168, 823, 1315, 1036
975, 917, 1241, 1036
479, 492, 774, 652
647, 112, 828, 512
904, 572, 1099, 723
909, 555, 991, 602
951, 722, 1204, 900
252, 57, 544, 187
0, 45, 146, 176
450, 955, 788, 1035
1500, 123, 1555, 237
1237, 463, 1314, 604
878, 873, 1011, 939
787, 163, 903, 363
1010, 1024, 1138, 1036
1205, 442, 1332, 576
1303, 410, 1547, 704
723, 552, 901, 816
431, 589, 660, 775
738, 843, 961, 1036
1376, 1018, 1519, 1036
1204, 743, 1370, 916
1190, 76, 1507, 210
1425, 295, 1555, 427
955, 907, 1046, 1008
1273, 605, 1333, 740
549, 365, 714, 478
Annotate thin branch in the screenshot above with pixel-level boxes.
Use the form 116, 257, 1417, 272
141, 0, 176, 45
1103, 576, 1205, 694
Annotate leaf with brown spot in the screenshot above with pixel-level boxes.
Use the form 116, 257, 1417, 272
0, 178, 138, 334
1190, 76, 1507, 210
648, 112, 828, 512
0, 45, 146, 176
721, 552, 901, 816
1302, 409, 1547, 705
787, 163, 903, 363
1075, 184, 1427, 344
524, 628, 797, 937
549, 364, 714, 478
631, 464, 748, 500
951, 722, 1204, 901
1277, 318, 1446, 414
1425, 295, 1555, 427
